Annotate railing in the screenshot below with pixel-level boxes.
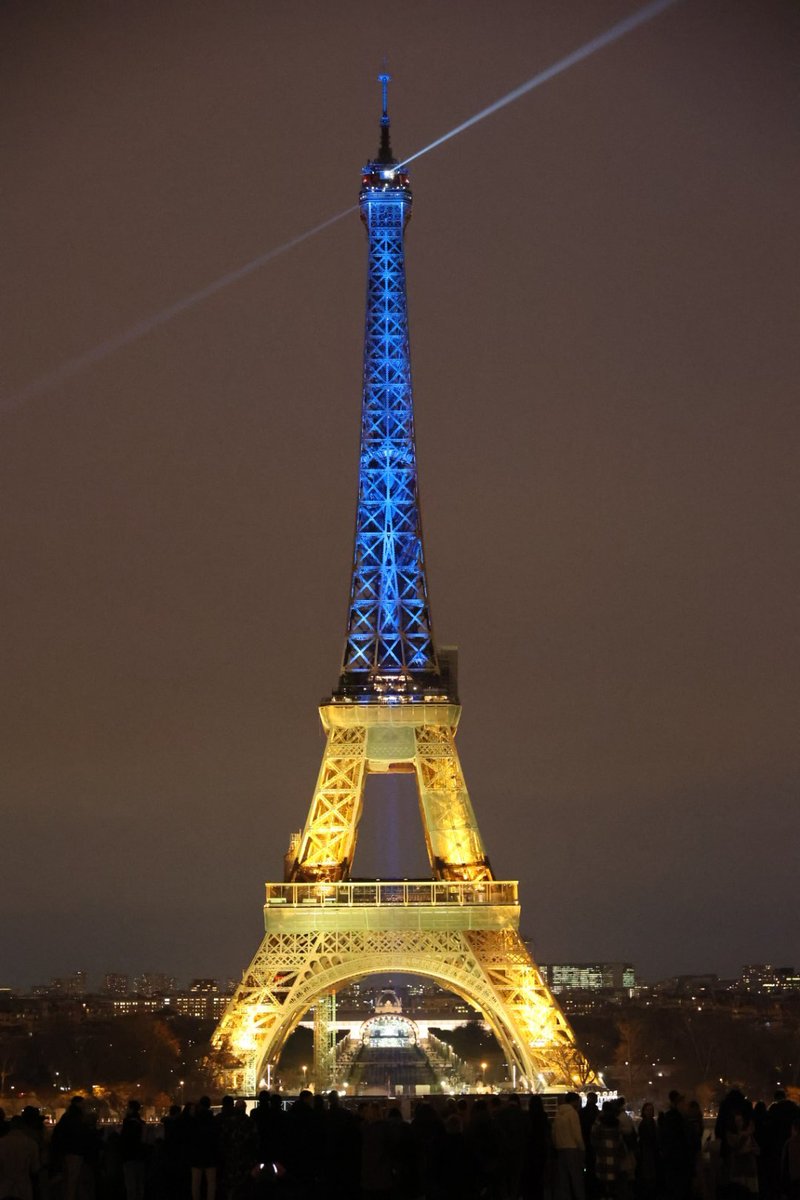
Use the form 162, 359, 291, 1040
265, 880, 518, 908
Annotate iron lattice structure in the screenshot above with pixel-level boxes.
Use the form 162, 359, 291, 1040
212, 79, 600, 1094
339, 152, 439, 696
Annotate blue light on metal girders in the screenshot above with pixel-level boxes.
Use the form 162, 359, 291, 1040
338, 162, 441, 697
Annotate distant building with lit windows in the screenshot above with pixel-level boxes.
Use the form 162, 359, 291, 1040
541, 962, 636, 993
738, 965, 800, 994
103, 973, 130, 995
171, 979, 232, 1020
133, 972, 179, 997
112, 996, 163, 1015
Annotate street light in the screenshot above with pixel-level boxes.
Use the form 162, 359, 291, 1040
301, 1065, 307, 1088
480, 1061, 487, 1088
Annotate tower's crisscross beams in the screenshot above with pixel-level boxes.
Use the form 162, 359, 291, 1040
338, 148, 441, 699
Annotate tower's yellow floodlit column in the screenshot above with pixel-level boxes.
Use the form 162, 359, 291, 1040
211, 78, 601, 1093
291, 704, 491, 885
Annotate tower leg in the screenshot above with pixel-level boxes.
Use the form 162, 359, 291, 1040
292, 724, 367, 882
414, 724, 491, 880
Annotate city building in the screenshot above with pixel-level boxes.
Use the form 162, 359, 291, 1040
133, 972, 179, 997
112, 996, 164, 1015
541, 963, 636, 993
103, 973, 130, 995
738, 964, 800, 994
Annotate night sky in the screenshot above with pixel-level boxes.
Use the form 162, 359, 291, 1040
2, 0, 798, 990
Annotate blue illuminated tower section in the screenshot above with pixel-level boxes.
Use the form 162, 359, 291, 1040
337, 75, 447, 702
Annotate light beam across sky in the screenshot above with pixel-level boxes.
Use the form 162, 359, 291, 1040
1, 0, 682, 417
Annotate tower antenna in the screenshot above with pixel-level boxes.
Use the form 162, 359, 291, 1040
377, 70, 394, 163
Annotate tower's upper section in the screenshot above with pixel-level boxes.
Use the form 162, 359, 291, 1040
334, 77, 454, 705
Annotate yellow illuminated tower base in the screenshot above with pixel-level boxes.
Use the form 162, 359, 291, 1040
211, 703, 600, 1093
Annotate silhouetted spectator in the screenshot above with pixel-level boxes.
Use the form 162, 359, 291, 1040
283, 1090, 319, 1199
360, 1102, 392, 1200
189, 1097, 219, 1200
161, 1104, 186, 1200
553, 1093, 585, 1200
499, 1094, 528, 1200
385, 1106, 418, 1200
51, 1096, 90, 1200
324, 1090, 361, 1200
592, 1102, 624, 1200
219, 1099, 256, 1200
767, 1091, 799, 1199
581, 1094, 600, 1200
636, 1103, 660, 1200
0, 1115, 40, 1200
726, 1111, 759, 1195
121, 1098, 146, 1200
408, 1101, 444, 1199
781, 1118, 800, 1200
215, 1097, 236, 1200
615, 1099, 637, 1200
659, 1092, 694, 1200
523, 1094, 551, 1200
464, 1098, 504, 1200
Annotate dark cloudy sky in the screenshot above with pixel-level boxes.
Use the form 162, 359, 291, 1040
2, 0, 798, 990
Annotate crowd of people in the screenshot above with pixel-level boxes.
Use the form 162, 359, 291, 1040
0, 1086, 798, 1200
552, 1089, 799, 1200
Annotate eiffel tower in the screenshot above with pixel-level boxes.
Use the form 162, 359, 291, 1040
212, 76, 600, 1094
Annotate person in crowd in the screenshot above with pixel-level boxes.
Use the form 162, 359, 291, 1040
120, 1098, 146, 1200
0, 1115, 40, 1200
51, 1096, 90, 1200
659, 1091, 695, 1200
581, 1094, 600, 1200
498, 1094, 528, 1200
438, 1107, 478, 1200
18, 1106, 46, 1200
553, 1093, 585, 1200
614, 1099, 637, 1200
411, 1101, 447, 1200
282, 1090, 319, 1199
725, 1110, 760, 1195
323, 1090, 361, 1200
385, 1105, 419, 1200
189, 1097, 219, 1200
781, 1118, 800, 1200
523, 1093, 552, 1200
592, 1102, 625, 1200
218, 1098, 257, 1200
161, 1104, 187, 1200
359, 1101, 393, 1200
215, 1097, 236, 1200
767, 1090, 799, 1199
252, 1092, 287, 1178
636, 1102, 660, 1200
